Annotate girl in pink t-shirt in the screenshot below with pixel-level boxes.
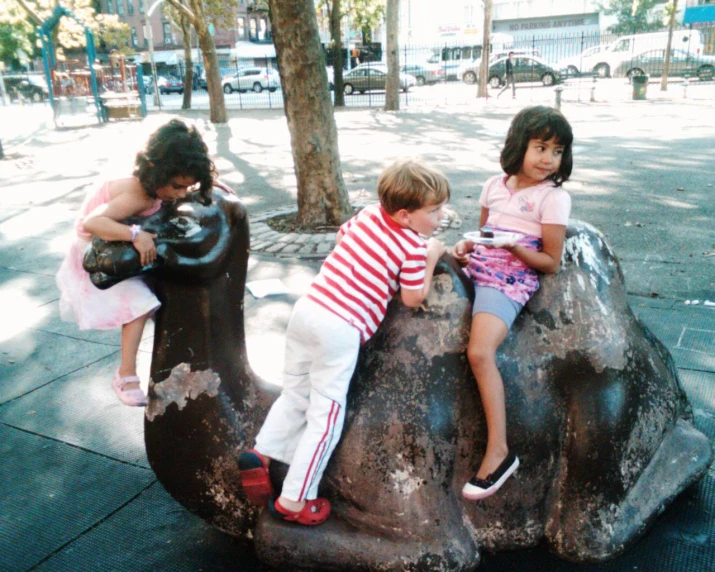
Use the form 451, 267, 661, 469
56, 120, 216, 407
451, 106, 574, 501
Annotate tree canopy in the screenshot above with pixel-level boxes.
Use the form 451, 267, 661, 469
1, 0, 129, 60
601, 0, 665, 34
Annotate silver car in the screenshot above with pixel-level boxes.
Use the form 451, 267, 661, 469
222, 67, 280, 94
343, 65, 416, 94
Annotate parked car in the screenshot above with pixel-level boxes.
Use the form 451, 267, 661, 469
613, 49, 715, 81
222, 67, 279, 93
157, 75, 184, 94
486, 55, 561, 88
348, 61, 440, 86
400, 64, 442, 85
557, 45, 605, 76
342, 66, 416, 94
2, 74, 49, 102
458, 49, 543, 84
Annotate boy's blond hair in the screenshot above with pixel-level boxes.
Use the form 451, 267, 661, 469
377, 159, 451, 214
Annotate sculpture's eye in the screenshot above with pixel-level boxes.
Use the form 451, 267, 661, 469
169, 216, 202, 237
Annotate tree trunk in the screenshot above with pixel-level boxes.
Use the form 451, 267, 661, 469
330, 0, 345, 107
385, 0, 400, 111
661, 0, 678, 91
180, 16, 193, 110
188, 0, 225, 123
269, 0, 351, 227
478, 0, 493, 99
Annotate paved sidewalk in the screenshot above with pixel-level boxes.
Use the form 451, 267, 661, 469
0, 99, 713, 571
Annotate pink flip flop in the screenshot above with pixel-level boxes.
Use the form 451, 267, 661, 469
111, 370, 148, 407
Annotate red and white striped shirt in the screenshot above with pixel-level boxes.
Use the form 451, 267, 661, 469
306, 204, 427, 342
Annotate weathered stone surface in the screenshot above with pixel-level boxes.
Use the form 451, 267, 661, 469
84, 193, 712, 570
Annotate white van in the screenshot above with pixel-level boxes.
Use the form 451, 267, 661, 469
571, 30, 703, 77
425, 33, 513, 80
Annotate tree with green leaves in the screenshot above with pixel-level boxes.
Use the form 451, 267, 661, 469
350, 0, 385, 45
0, 5, 37, 69
4, 0, 130, 58
601, 0, 664, 34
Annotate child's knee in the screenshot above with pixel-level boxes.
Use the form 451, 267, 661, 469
467, 343, 496, 369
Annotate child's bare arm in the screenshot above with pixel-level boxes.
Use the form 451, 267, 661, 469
401, 238, 446, 308
507, 224, 566, 274
83, 184, 158, 266
451, 239, 474, 265
83, 184, 155, 242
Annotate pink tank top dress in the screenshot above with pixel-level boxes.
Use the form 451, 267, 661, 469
56, 181, 162, 330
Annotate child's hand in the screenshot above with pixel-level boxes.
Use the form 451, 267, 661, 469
426, 237, 446, 261
133, 231, 158, 267
451, 240, 473, 266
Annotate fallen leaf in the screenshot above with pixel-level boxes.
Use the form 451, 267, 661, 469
676, 187, 685, 192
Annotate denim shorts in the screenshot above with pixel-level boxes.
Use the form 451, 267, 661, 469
472, 286, 523, 329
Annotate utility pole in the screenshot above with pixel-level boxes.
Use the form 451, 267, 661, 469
478, 0, 493, 98
661, 0, 679, 91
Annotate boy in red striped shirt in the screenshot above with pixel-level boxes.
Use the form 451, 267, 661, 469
239, 159, 449, 525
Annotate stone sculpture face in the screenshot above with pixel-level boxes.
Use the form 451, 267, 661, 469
84, 191, 712, 571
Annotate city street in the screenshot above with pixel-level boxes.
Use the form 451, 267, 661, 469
0, 94, 714, 571
146, 75, 715, 111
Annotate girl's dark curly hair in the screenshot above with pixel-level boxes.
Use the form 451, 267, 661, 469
500, 106, 574, 187
133, 119, 216, 204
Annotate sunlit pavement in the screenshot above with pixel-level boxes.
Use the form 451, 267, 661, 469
0, 96, 714, 571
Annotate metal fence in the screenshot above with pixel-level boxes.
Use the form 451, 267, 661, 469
143, 26, 715, 111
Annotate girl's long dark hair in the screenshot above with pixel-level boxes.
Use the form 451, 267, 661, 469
133, 119, 216, 203
500, 106, 573, 186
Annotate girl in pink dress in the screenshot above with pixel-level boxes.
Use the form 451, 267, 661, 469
451, 106, 574, 500
56, 119, 216, 406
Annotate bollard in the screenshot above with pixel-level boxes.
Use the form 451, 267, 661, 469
682, 77, 689, 99
554, 86, 564, 110
590, 76, 597, 102
0, 139, 4, 160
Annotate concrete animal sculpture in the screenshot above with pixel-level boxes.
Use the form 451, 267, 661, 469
85, 190, 712, 570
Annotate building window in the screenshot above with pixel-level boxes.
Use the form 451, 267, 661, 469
249, 18, 257, 40
259, 19, 267, 41
237, 17, 245, 40
464, 5, 473, 25
107, 0, 114, 14
163, 22, 173, 45
131, 27, 138, 47
127, 0, 133, 15
139, 0, 145, 14
117, 0, 124, 15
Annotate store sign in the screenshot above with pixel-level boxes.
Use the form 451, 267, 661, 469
439, 25, 461, 36
495, 13, 599, 34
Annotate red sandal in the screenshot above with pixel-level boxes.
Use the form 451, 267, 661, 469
269, 497, 331, 526
238, 449, 274, 506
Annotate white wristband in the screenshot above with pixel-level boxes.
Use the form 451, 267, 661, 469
129, 224, 141, 241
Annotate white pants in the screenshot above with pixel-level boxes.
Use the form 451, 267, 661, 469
255, 297, 360, 502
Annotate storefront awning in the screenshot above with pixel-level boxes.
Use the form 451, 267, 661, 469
684, 5, 715, 24
231, 41, 276, 60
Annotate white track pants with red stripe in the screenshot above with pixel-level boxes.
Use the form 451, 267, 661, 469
255, 297, 361, 502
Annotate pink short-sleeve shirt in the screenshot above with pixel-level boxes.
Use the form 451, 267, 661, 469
465, 174, 572, 306
480, 174, 571, 238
